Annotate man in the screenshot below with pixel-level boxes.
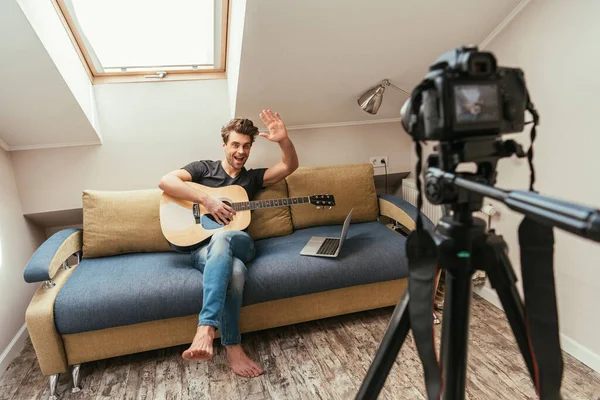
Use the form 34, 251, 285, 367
158, 110, 298, 378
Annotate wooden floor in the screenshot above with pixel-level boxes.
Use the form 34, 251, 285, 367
1, 295, 599, 400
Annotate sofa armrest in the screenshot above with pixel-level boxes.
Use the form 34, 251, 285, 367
24, 228, 82, 283
378, 195, 435, 231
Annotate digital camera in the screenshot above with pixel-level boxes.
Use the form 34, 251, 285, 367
401, 46, 529, 141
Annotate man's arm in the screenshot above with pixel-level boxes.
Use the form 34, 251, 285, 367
259, 110, 299, 186
158, 169, 235, 225
159, 169, 204, 203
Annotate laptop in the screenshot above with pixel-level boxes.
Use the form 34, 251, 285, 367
300, 209, 353, 258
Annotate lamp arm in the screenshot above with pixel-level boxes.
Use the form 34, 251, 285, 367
382, 79, 412, 97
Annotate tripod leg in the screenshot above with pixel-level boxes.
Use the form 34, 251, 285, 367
433, 269, 443, 325
356, 290, 411, 400
433, 216, 483, 400
439, 265, 474, 400
478, 234, 536, 382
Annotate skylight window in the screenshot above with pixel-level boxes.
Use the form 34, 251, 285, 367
55, 0, 228, 82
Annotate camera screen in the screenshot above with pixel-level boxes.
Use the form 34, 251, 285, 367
453, 83, 500, 124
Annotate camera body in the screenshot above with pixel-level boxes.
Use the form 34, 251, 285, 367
401, 46, 528, 141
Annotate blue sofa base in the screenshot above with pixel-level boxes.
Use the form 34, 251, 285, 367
55, 221, 408, 335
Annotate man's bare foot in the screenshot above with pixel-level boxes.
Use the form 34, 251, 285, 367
226, 344, 264, 378
182, 325, 215, 360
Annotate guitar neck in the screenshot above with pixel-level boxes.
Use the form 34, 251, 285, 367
232, 196, 310, 211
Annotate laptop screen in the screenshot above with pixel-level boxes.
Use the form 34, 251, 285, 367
339, 209, 353, 248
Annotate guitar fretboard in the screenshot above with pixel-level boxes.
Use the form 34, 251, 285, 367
232, 197, 311, 211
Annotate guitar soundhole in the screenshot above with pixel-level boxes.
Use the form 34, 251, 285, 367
201, 214, 225, 230
200, 199, 233, 230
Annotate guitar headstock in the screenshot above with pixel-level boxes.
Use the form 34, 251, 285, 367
310, 194, 336, 209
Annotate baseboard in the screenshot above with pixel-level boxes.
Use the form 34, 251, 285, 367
560, 333, 600, 373
474, 284, 503, 310
474, 286, 600, 373
0, 324, 29, 379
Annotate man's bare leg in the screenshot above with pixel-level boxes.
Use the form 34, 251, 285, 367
182, 325, 215, 360
226, 344, 265, 378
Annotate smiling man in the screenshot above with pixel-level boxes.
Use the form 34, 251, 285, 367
158, 110, 298, 378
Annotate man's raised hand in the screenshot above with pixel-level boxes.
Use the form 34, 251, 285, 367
259, 110, 289, 143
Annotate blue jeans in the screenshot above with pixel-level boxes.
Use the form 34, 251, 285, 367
191, 230, 255, 346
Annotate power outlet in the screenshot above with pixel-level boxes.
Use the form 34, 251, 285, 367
369, 156, 388, 168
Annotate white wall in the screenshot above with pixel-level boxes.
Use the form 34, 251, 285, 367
408, 0, 600, 371
12, 84, 412, 215
11, 79, 231, 214
227, 0, 247, 117
0, 148, 45, 377
16, 0, 100, 136
0, 0, 100, 150
486, 0, 600, 371
248, 121, 412, 175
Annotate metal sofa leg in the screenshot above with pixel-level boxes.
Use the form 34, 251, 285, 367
71, 364, 82, 393
49, 374, 59, 400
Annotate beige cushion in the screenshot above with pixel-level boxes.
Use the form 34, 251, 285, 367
285, 164, 379, 230
83, 189, 172, 258
247, 180, 293, 240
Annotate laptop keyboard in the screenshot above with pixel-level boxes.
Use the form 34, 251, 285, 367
317, 238, 340, 255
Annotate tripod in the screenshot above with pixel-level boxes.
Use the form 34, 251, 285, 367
356, 138, 600, 400
357, 209, 533, 399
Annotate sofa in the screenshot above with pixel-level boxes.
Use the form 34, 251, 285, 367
23, 163, 432, 397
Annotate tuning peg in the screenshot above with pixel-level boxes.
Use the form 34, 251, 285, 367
316, 206, 321, 210
328, 206, 332, 210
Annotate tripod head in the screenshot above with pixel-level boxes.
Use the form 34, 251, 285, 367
423, 156, 600, 242
424, 137, 526, 218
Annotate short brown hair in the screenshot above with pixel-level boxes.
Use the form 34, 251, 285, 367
221, 118, 259, 144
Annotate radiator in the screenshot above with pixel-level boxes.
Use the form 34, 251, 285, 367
401, 178, 444, 224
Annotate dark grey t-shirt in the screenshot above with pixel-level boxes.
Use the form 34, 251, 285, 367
181, 160, 267, 200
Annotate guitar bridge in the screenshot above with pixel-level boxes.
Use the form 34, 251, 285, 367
193, 203, 201, 224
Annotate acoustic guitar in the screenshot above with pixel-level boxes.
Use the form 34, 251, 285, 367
160, 182, 336, 251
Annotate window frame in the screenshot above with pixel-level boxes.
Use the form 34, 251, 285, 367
52, 0, 229, 84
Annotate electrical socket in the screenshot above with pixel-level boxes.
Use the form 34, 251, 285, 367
369, 156, 388, 168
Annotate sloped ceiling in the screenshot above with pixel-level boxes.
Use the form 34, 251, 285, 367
0, 0, 527, 150
234, 0, 524, 127
0, 0, 99, 151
